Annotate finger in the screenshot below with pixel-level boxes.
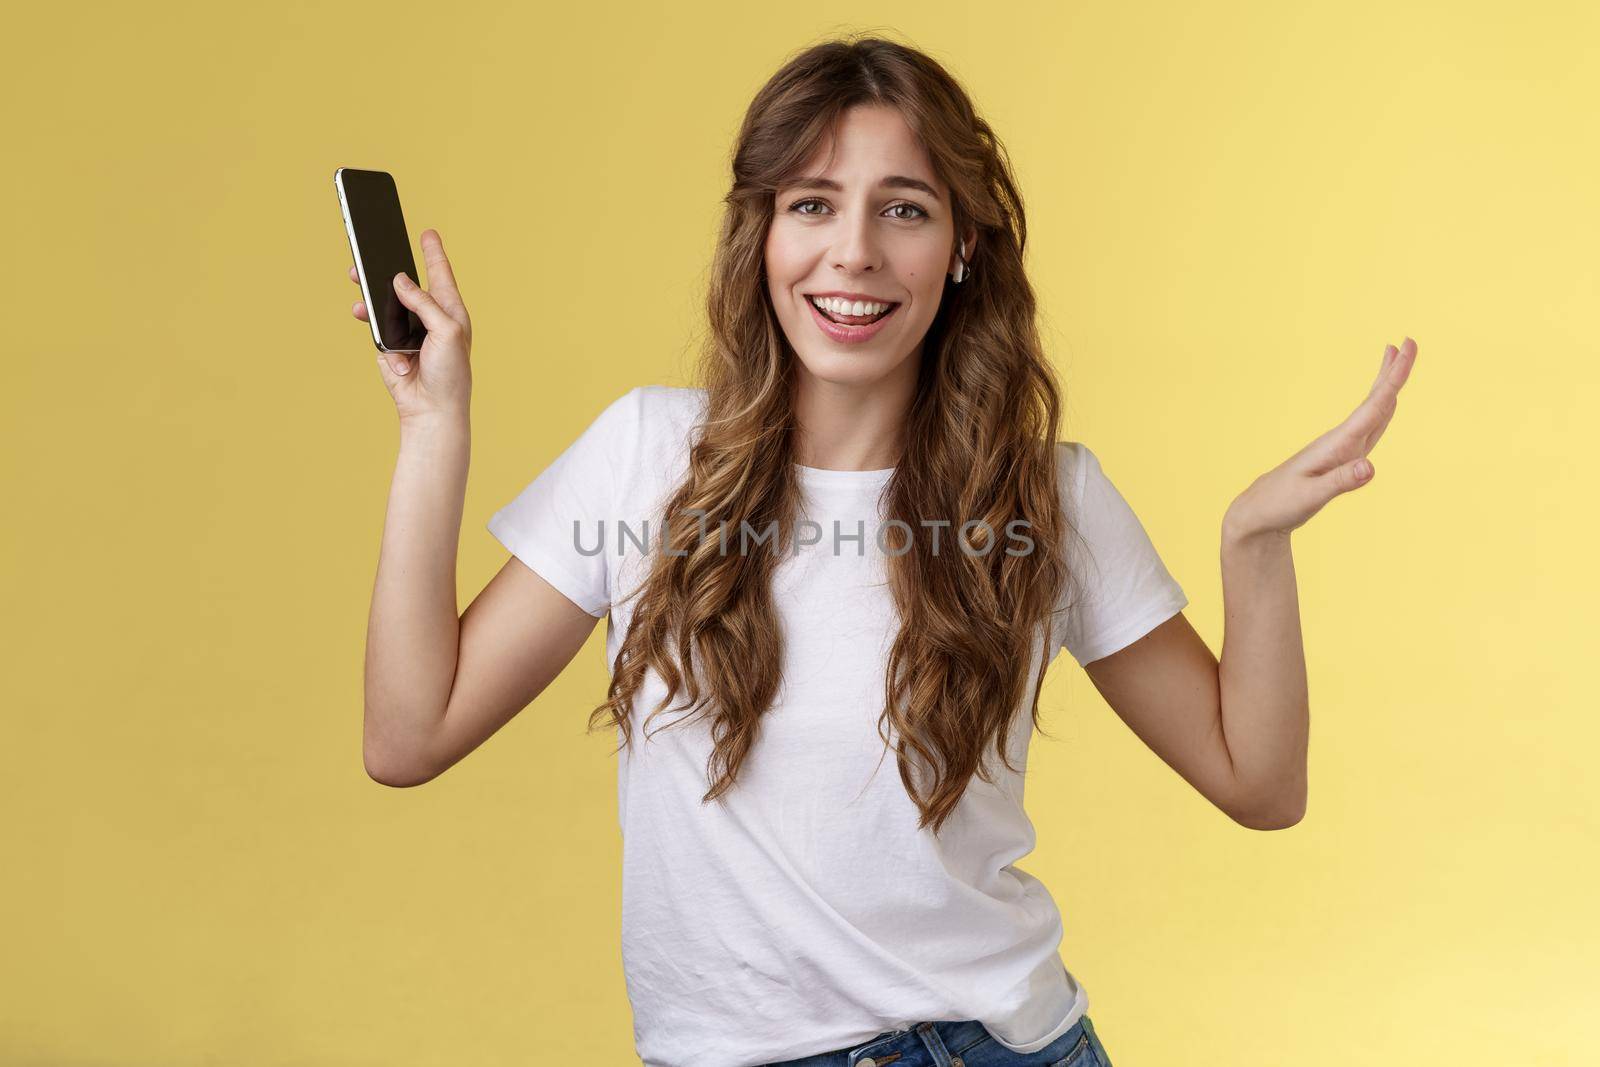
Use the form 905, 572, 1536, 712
1296, 339, 1412, 475
1360, 411, 1396, 457
1369, 344, 1396, 393
1342, 340, 1409, 441
1389, 336, 1417, 391
1292, 396, 1385, 477
1352, 337, 1415, 444
417, 229, 465, 313
1322, 389, 1391, 457
1305, 454, 1377, 508
376, 351, 410, 383
391, 271, 457, 337
1361, 385, 1402, 453
1373, 336, 1417, 399
352, 299, 368, 322
1323, 455, 1375, 498
349, 265, 359, 284
1368, 343, 1404, 398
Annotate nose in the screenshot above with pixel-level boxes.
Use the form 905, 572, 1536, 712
831, 206, 884, 275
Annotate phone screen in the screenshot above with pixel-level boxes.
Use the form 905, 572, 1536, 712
336, 168, 427, 353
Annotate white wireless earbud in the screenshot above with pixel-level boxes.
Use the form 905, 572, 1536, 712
952, 240, 968, 284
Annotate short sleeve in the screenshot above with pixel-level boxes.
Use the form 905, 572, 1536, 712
1058, 442, 1189, 667
486, 387, 641, 619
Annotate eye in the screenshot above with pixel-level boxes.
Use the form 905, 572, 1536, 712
885, 202, 929, 221
787, 198, 930, 221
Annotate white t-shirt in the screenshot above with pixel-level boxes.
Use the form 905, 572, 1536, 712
487, 385, 1188, 1067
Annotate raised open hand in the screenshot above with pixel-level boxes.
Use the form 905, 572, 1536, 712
1224, 337, 1418, 540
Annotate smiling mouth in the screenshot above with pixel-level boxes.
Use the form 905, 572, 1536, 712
806, 297, 900, 325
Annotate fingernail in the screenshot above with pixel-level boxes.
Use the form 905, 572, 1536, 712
1355, 459, 1372, 479
394, 358, 408, 375
395, 273, 412, 289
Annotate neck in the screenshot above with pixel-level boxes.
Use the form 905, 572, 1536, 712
791, 352, 920, 471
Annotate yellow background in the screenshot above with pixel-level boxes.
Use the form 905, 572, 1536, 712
3, 0, 1594, 1063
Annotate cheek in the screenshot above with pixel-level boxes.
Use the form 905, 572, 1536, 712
912, 241, 948, 278
910, 252, 947, 300
764, 240, 801, 300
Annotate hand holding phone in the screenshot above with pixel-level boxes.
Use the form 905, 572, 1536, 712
335, 167, 473, 422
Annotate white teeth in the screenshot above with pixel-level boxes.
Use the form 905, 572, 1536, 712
810, 295, 893, 317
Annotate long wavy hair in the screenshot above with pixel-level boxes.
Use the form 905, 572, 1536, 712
586, 34, 1085, 835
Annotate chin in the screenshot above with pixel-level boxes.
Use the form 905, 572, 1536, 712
792, 346, 912, 388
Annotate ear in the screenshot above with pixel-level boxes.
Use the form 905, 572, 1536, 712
949, 223, 979, 277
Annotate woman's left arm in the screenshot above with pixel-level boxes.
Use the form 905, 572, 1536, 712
1219, 336, 1417, 825
1084, 338, 1418, 830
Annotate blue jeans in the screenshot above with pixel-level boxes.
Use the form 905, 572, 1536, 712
761, 1015, 1113, 1067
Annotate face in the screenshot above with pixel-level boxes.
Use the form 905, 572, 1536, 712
764, 103, 972, 391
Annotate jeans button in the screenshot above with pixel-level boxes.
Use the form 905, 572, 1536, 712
950, 1059, 964, 1067
859, 1060, 877, 1067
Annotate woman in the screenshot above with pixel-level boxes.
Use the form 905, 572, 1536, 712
356, 35, 1417, 1067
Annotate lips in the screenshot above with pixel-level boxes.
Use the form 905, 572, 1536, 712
805, 297, 901, 345
811, 299, 896, 325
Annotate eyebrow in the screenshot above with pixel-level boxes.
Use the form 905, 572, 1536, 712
778, 175, 942, 201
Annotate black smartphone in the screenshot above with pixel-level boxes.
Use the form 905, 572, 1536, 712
334, 167, 427, 354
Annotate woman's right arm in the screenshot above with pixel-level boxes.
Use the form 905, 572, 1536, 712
355, 231, 601, 788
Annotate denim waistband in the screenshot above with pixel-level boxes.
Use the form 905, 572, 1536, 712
765, 1019, 993, 1067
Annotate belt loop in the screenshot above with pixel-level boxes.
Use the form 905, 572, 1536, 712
914, 1021, 959, 1067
